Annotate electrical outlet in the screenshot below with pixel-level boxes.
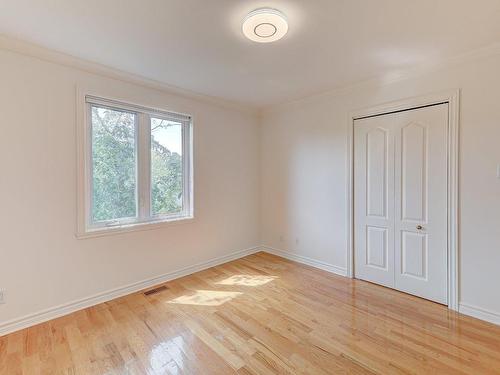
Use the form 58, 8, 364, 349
279, 235, 284, 242
0, 290, 5, 304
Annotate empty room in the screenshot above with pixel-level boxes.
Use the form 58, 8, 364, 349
1, 1, 500, 374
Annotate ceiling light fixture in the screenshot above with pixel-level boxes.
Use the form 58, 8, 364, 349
242, 8, 288, 43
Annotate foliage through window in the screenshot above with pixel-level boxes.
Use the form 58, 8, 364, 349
151, 118, 183, 216
91, 107, 137, 222
84, 96, 192, 233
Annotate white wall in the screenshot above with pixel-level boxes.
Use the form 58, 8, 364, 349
261, 52, 500, 320
0, 47, 260, 327
2, 38, 500, 331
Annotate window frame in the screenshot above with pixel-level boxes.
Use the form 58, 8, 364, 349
77, 93, 194, 238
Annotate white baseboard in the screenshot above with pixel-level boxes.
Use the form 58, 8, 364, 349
263, 247, 500, 327
4, 245, 498, 337
459, 303, 500, 326
0, 246, 261, 337
262, 246, 347, 277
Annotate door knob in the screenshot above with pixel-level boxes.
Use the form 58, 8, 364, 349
416, 225, 423, 230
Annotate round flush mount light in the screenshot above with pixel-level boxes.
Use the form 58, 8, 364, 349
242, 8, 288, 43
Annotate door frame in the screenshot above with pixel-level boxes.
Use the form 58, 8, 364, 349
346, 89, 460, 310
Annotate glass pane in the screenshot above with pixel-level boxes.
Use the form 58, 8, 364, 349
91, 106, 137, 222
151, 118, 183, 215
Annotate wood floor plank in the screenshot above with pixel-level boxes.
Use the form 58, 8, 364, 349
1, 252, 500, 374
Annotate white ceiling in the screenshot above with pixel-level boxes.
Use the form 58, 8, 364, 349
1, 0, 500, 109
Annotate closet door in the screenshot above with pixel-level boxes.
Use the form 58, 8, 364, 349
354, 104, 448, 304
354, 115, 396, 289
393, 105, 448, 304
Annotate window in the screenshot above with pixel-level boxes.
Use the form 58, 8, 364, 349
79, 95, 193, 236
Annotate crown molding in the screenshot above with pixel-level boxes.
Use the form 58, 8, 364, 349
260, 42, 500, 115
3, 33, 500, 117
0, 34, 259, 116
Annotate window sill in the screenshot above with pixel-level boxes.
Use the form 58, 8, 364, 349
76, 215, 195, 239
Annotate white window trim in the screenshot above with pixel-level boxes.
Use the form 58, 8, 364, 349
76, 90, 194, 239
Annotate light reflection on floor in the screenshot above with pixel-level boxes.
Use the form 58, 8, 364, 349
167, 290, 243, 306
149, 336, 185, 374
215, 274, 278, 287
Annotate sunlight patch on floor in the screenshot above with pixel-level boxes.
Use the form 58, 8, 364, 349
167, 290, 242, 306
149, 336, 185, 374
215, 274, 278, 287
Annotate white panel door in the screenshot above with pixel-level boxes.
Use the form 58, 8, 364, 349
354, 104, 448, 304
354, 116, 395, 288
393, 105, 448, 304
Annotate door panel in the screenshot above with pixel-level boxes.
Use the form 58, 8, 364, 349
354, 104, 448, 304
401, 231, 427, 279
366, 128, 388, 218
354, 117, 395, 288
401, 123, 427, 222
394, 105, 448, 304
366, 226, 388, 269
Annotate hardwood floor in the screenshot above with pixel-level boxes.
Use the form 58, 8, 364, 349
1, 252, 500, 374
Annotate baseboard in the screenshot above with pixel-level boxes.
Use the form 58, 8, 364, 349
263, 247, 500, 327
262, 246, 347, 277
459, 303, 500, 326
5, 246, 497, 337
0, 246, 261, 337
